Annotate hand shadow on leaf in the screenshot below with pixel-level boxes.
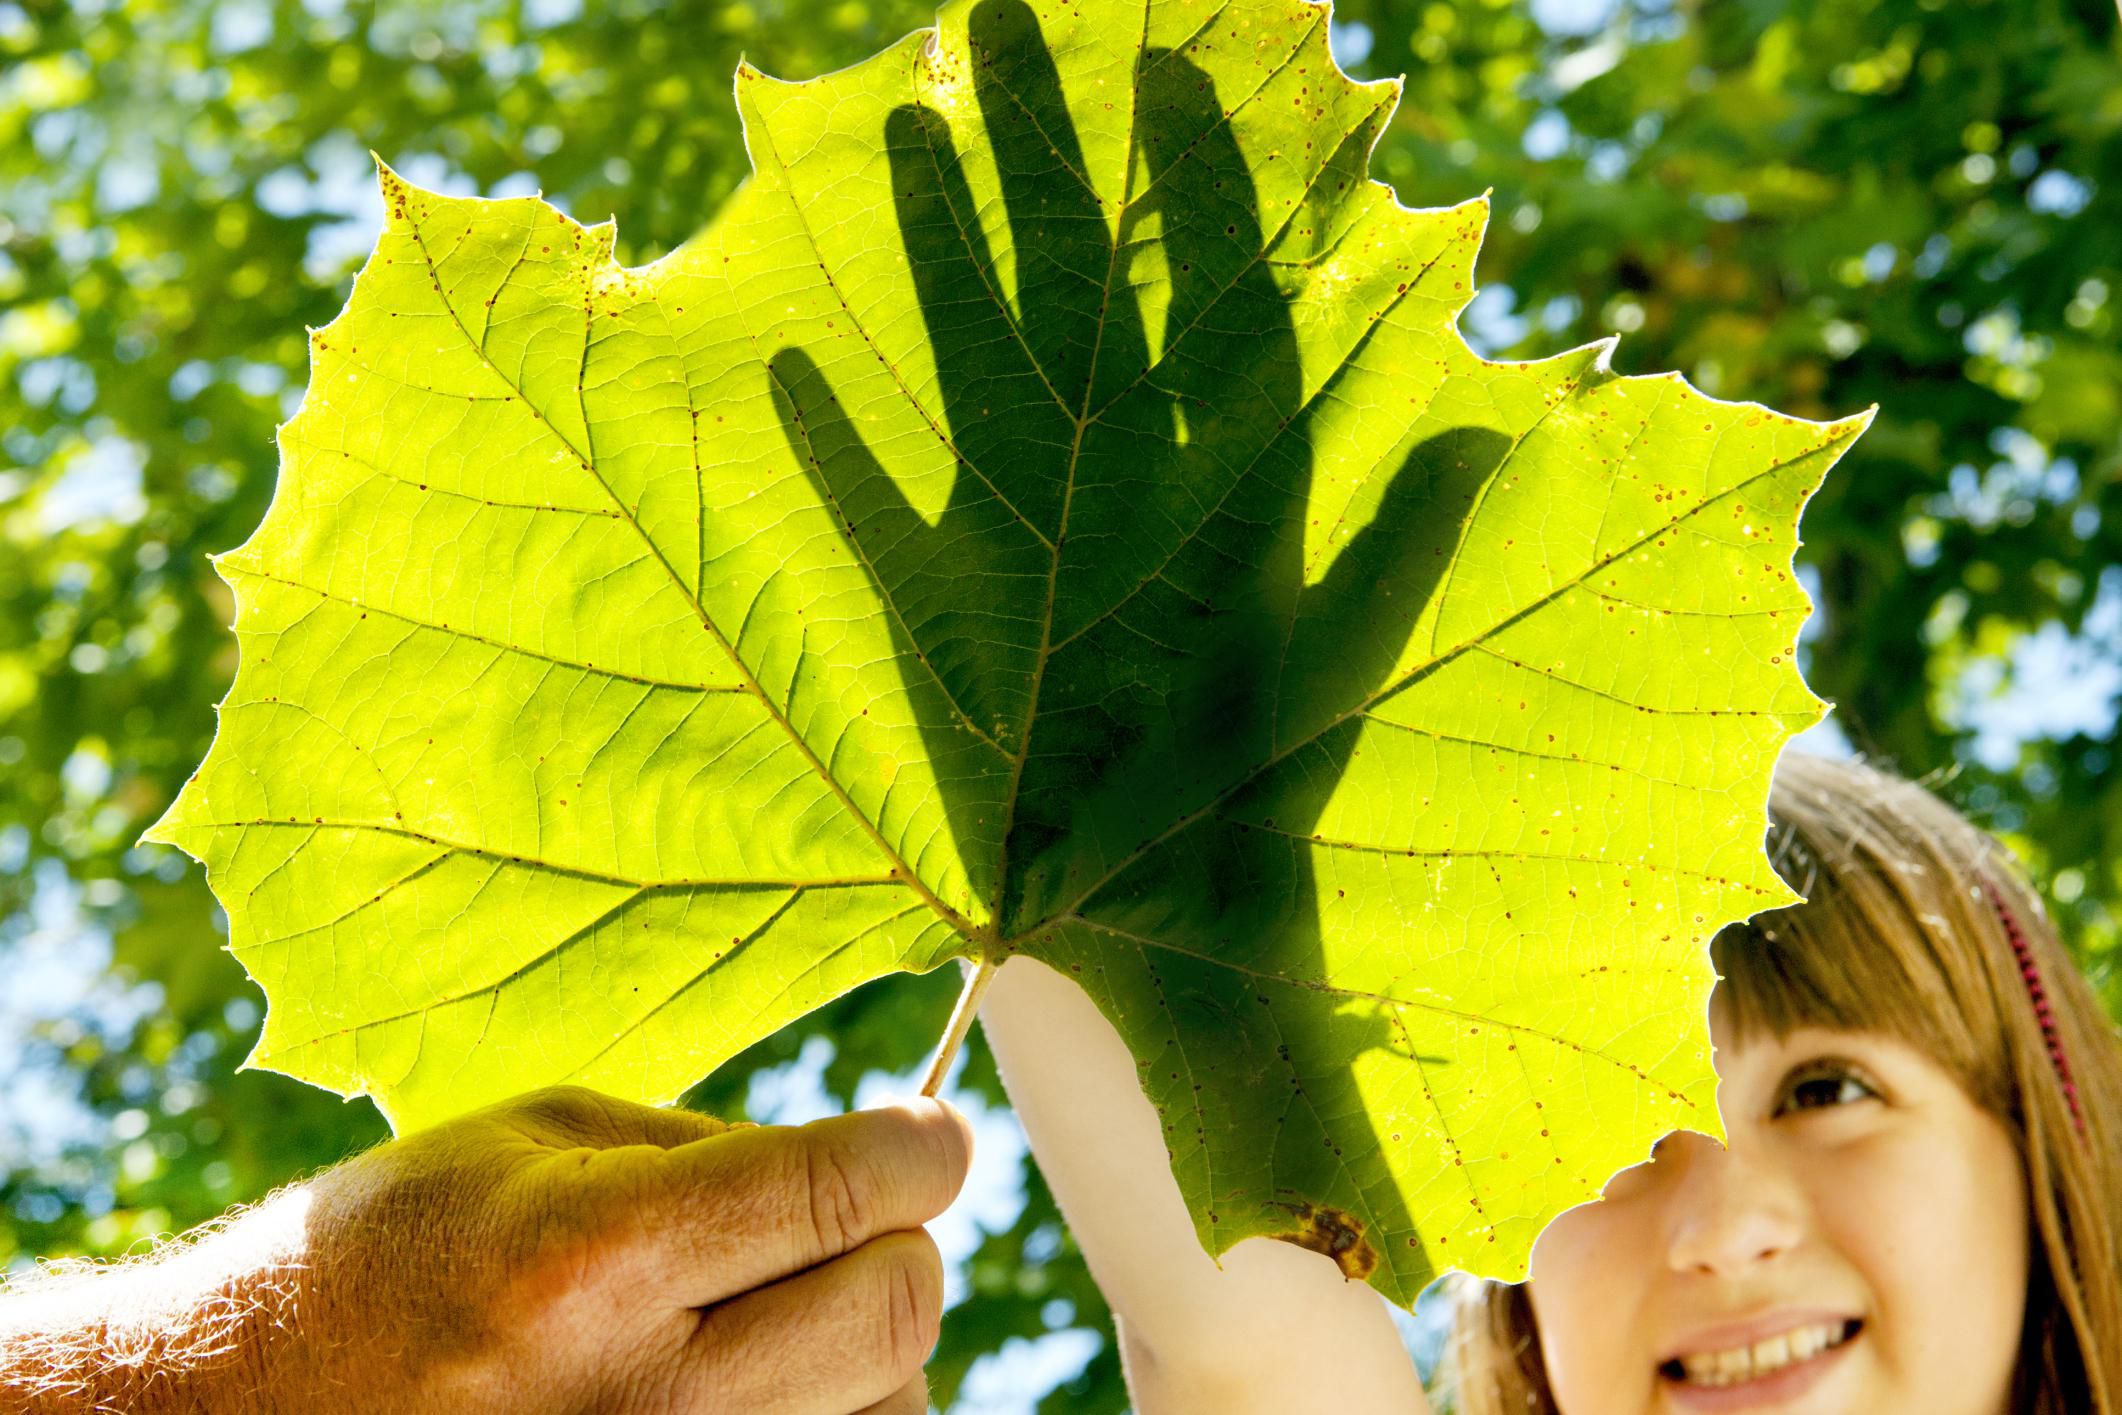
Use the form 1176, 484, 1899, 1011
769, 0, 1508, 1281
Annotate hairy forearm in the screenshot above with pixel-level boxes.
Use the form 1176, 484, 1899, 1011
0, 1162, 525, 1415
0, 1191, 314, 1413
0, 1175, 459, 1413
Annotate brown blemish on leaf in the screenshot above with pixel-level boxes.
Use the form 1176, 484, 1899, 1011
1266, 1199, 1378, 1280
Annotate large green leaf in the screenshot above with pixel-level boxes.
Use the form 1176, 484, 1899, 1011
147, 0, 1867, 1294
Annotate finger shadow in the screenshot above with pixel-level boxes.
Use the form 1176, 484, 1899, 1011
765, 0, 1514, 1291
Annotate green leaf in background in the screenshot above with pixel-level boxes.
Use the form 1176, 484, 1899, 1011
146, 0, 1867, 1296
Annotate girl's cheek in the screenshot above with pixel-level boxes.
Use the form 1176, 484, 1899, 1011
1803, 1117, 2029, 1409
1528, 1195, 1657, 1413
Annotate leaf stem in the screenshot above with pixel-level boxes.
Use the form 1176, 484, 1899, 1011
920, 955, 1000, 1097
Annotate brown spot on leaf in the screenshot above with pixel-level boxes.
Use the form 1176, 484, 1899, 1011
1267, 1199, 1378, 1281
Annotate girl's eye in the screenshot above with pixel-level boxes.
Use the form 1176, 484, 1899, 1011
1777, 1063, 1878, 1116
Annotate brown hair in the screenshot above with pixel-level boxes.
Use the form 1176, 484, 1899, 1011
1445, 751, 2122, 1415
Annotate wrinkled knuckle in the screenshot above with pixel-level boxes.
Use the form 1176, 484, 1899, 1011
803, 1140, 874, 1254
512, 1083, 596, 1129
879, 1242, 942, 1379
924, 1109, 971, 1200
530, 1083, 603, 1114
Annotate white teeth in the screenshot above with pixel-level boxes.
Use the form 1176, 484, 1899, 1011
1674, 1321, 1850, 1387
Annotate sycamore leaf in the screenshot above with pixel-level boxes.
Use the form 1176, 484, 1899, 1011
147, 0, 1868, 1295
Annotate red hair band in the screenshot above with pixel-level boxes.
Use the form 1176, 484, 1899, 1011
1984, 880, 2087, 1139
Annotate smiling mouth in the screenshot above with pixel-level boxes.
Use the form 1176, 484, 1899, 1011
1658, 1318, 1863, 1389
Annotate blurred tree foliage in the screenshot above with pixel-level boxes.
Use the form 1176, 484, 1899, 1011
0, 0, 2115, 1406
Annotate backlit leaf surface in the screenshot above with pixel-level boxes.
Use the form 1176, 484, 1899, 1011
148, 0, 1868, 1293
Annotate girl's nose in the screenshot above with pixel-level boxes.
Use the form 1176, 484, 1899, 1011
1659, 1132, 1808, 1277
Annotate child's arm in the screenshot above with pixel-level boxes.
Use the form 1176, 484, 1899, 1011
980, 957, 1433, 1414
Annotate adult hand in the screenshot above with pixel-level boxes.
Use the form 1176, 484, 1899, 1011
0, 1086, 974, 1414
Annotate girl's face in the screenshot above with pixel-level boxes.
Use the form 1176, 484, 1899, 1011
1526, 1004, 2031, 1414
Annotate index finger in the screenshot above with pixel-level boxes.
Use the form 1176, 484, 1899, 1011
647, 1096, 974, 1307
